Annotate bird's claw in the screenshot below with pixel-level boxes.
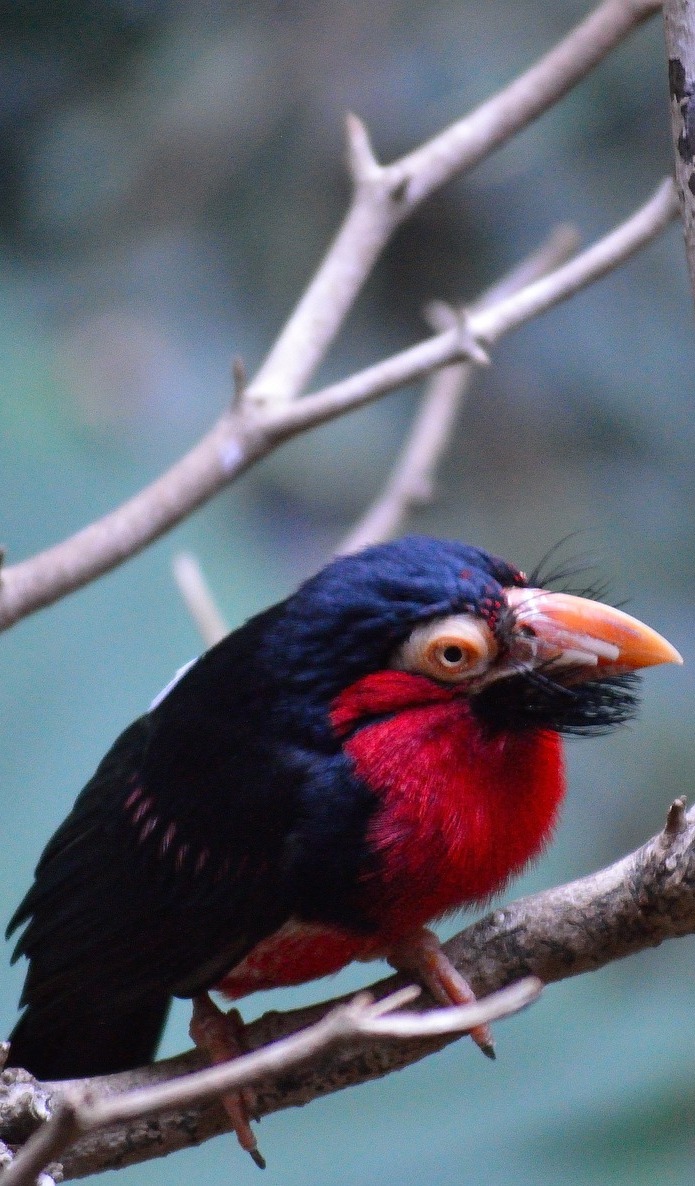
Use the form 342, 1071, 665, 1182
190, 993, 266, 1168
386, 927, 496, 1059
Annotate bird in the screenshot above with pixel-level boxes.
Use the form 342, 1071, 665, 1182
6, 536, 681, 1166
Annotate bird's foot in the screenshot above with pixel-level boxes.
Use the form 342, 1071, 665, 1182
190, 992, 266, 1168
386, 927, 495, 1059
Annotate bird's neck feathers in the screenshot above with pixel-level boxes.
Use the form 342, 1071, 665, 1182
331, 670, 565, 932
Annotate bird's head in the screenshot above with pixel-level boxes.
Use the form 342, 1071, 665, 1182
262, 536, 681, 741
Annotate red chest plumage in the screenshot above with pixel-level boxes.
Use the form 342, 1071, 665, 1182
220, 671, 564, 1000
338, 671, 565, 937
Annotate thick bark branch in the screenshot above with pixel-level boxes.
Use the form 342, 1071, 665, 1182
1, 798, 692, 1180
0, 983, 541, 1186
0, 180, 677, 634
662, 0, 695, 309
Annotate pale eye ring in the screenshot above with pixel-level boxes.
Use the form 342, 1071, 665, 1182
392, 614, 499, 684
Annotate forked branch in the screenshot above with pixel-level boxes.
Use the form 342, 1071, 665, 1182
0, 179, 677, 633
251, 0, 661, 402
337, 225, 581, 555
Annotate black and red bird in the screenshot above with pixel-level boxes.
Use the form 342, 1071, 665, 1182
6, 537, 681, 1163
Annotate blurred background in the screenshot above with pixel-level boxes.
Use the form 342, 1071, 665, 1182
0, 1, 694, 1183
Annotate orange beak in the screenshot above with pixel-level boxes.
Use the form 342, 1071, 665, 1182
504, 587, 683, 676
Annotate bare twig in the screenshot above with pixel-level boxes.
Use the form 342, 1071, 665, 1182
176, 229, 581, 627
662, 1, 695, 309
0, 179, 676, 635
172, 554, 228, 646
338, 225, 580, 554
69, 982, 538, 1127
262, 180, 678, 436
338, 361, 472, 555
470, 178, 678, 342
1, 982, 541, 1186
249, 0, 661, 404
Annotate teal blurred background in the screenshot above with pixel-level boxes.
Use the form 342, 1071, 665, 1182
1, 2, 694, 1183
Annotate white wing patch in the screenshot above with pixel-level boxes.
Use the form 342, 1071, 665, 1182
149, 657, 198, 710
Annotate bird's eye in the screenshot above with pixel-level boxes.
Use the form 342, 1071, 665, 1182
393, 615, 498, 684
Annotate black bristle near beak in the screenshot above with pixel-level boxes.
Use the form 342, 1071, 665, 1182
471, 668, 640, 736
526, 537, 617, 607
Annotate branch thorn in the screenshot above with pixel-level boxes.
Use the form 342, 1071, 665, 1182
664, 796, 687, 838
231, 356, 248, 410
345, 112, 381, 185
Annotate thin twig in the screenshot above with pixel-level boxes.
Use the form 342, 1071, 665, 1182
261, 180, 678, 437
82, 981, 539, 1126
0, 179, 677, 634
1, 982, 541, 1186
471, 178, 678, 343
172, 554, 228, 646
338, 225, 580, 554
338, 362, 471, 555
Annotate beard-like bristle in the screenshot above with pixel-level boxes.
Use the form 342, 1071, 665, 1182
471, 668, 640, 736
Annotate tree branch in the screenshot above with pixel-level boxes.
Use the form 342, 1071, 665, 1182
1, 797, 693, 1180
174, 232, 583, 635
338, 224, 580, 555
172, 553, 228, 647
662, 0, 695, 309
0, 983, 541, 1186
0, 180, 677, 634
249, 0, 661, 404
260, 180, 678, 435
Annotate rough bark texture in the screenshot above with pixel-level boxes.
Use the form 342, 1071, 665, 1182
663, 0, 695, 308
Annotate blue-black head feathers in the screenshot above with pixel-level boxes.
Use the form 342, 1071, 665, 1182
261, 536, 524, 706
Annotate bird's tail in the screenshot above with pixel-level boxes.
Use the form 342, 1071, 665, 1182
6, 991, 171, 1081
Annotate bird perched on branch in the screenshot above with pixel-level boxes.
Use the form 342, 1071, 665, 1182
6, 536, 681, 1166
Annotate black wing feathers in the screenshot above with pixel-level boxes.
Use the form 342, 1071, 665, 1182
7, 614, 302, 1078
7, 602, 378, 1079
